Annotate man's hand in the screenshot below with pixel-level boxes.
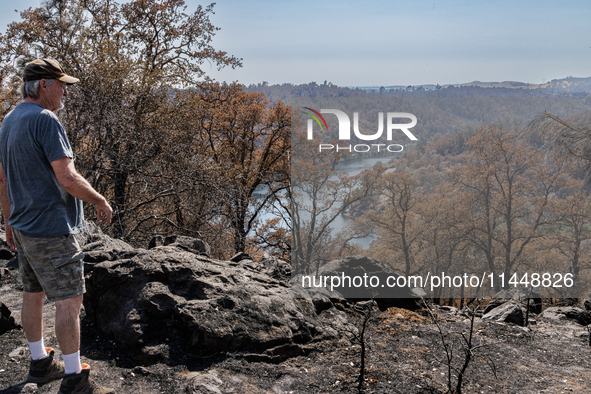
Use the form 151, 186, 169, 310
96, 199, 113, 224
5, 224, 15, 251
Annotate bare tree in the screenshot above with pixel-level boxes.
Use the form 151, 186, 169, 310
291, 131, 378, 274
451, 126, 566, 290
423, 299, 497, 394
529, 111, 591, 175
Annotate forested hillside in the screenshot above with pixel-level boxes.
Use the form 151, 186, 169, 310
288, 88, 591, 300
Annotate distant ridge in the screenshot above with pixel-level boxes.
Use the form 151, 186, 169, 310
244, 76, 591, 101
352, 76, 591, 92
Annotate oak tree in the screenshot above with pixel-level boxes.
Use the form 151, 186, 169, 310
0, 0, 241, 242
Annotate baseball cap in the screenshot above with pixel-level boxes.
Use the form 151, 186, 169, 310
23, 58, 79, 85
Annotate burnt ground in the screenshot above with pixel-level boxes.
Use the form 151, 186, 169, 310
2, 268, 591, 394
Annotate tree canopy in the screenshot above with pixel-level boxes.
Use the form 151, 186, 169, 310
0, 0, 291, 260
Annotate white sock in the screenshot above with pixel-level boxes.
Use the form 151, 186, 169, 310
28, 339, 48, 360
62, 351, 82, 375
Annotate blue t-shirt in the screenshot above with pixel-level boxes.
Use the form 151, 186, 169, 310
0, 102, 84, 237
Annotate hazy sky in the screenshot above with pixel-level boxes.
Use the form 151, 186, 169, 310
1, 0, 591, 87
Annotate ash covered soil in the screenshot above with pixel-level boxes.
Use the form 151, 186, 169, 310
2, 271, 591, 393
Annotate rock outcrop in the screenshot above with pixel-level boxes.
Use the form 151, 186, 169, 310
0, 302, 19, 335
491, 288, 542, 314
482, 301, 525, 326
148, 234, 211, 258
80, 226, 349, 365
540, 306, 591, 325
76, 221, 139, 265
311, 255, 422, 310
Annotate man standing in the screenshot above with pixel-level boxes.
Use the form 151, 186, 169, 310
0, 59, 114, 393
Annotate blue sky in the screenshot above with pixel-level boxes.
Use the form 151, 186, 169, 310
1, 0, 591, 87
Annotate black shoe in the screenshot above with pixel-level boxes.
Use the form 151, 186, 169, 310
27, 347, 65, 385
58, 363, 114, 393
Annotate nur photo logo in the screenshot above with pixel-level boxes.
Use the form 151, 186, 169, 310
302, 108, 418, 152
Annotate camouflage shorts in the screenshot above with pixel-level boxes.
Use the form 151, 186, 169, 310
12, 228, 85, 302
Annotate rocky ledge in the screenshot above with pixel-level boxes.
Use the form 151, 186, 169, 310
77, 224, 353, 365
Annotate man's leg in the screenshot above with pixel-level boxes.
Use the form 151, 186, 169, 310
22, 291, 65, 384
56, 293, 113, 393
15, 228, 49, 359
14, 228, 64, 384
22, 291, 47, 359
22, 291, 45, 342
55, 294, 83, 375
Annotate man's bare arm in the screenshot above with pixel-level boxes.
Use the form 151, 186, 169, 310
0, 163, 15, 250
51, 157, 112, 223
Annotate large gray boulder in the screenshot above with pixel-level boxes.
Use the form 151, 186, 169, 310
311, 255, 421, 310
75, 221, 139, 264
491, 288, 543, 314
482, 301, 525, 326
82, 233, 349, 365
540, 306, 591, 325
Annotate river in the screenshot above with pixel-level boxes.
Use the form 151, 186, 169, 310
256, 155, 398, 248
330, 155, 398, 247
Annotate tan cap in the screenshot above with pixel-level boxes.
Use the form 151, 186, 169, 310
23, 58, 79, 85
